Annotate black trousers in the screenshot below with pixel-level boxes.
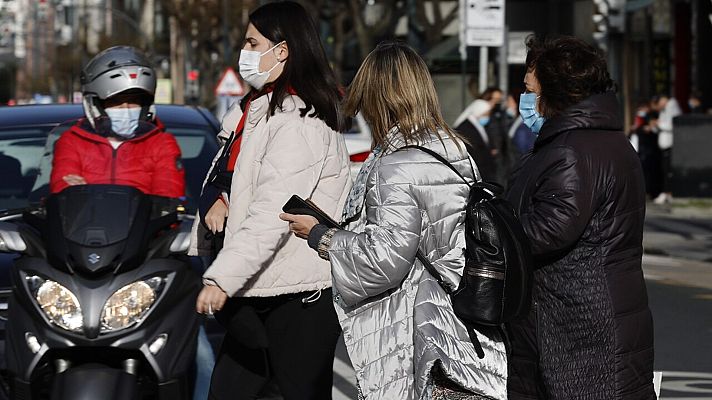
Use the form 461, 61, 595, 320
208, 288, 341, 400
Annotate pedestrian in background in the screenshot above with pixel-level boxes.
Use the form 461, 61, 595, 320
506, 92, 538, 156
505, 35, 655, 399
282, 41, 507, 400
190, 2, 351, 398
687, 90, 705, 114
454, 99, 498, 182
630, 111, 663, 200
652, 94, 681, 204
480, 87, 517, 185
456, 87, 517, 186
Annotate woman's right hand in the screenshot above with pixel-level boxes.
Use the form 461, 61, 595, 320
205, 199, 229, 233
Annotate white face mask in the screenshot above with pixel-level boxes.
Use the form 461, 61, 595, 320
105, 107, 141, 138
238, 41, 285, 90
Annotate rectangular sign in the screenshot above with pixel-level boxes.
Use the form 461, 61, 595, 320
155, 79, 173, 104
463, 0, 505, 47
507, 31, 532, 64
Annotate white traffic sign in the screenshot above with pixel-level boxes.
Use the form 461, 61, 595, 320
507, 31, 533, 64
463, 0, 505, 47
215, 68, 245, 97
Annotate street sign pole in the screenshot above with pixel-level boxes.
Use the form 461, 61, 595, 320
479, 46, 488, 95
460, 0, 468, 110
462, 0, 505, 96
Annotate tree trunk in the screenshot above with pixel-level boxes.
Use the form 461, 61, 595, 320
332, 10, 346, 83
348, 0, 372, 60
169, 15, 185, 104
140, 0, 156, 47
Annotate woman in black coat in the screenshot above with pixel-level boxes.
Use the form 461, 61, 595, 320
505, 36, 655, 399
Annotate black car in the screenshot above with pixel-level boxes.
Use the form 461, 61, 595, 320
0, 103, 220, 329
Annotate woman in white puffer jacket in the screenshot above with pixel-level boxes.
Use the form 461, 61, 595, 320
283, 42, 507, 400
191, 2, 351, 399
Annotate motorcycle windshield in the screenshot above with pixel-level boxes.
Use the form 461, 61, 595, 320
55, 184, 144, 247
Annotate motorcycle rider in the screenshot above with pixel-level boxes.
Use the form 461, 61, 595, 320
48, 46, 214, 399
50, 46, 184, 197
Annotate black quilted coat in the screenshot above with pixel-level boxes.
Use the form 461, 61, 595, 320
505, 93, 655, 399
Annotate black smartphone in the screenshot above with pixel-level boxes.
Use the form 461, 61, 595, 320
282, 195, 340, 229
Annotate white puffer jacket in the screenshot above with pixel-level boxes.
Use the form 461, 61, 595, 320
329, 132, 507, 400
189, 94, 351, 297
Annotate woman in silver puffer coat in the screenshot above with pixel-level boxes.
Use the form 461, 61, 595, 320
282, 42, 507, 400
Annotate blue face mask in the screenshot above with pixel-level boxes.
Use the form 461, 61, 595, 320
478, 117, 490, 127
519, 92, 546, 133
105, 107, 141, 138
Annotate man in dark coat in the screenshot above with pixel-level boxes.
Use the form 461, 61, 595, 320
505, 36, 655, 400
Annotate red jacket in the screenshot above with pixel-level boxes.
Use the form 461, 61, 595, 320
50, 119, 185, 198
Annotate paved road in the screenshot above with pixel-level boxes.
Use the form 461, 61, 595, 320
643, 255, 712, 399
644, 206, 712, 262
330, 255, 712, 400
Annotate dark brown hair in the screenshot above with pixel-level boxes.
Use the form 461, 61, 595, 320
245, 1, 345, 131
478, 87, 502, 102
525, 35, 615, 119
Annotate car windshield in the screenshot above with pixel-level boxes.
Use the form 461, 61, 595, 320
0, 119, 216, 215
0, 126, 53, 212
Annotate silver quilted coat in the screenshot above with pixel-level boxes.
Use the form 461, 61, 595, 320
328, 131, 508, 400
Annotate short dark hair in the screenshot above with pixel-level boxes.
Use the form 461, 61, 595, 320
478, 87, 502, 101
525, 35, 614, 119
247, 1, 344, 131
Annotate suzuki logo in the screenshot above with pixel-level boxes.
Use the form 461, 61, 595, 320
88, 253, 101, 264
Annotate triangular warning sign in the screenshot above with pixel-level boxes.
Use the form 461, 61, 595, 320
215, 68, 245, 96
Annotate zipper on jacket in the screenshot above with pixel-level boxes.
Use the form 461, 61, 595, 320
110, 147, 118, 184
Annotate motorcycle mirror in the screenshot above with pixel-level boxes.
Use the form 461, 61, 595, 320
169, 231, 191, 254
0, 222, 27, 252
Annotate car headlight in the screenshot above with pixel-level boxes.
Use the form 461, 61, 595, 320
33, 279, 83, 332
101, 277, 164, 332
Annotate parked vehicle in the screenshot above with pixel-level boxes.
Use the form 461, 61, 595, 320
343, 114, 373, 178
2, 181, 199, 399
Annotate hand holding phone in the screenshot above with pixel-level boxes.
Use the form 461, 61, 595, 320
281, 195, 340, 229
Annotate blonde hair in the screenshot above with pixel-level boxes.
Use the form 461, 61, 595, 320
344, 41, 458, 149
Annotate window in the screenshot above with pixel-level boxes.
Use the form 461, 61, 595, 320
0, 128, 53, 211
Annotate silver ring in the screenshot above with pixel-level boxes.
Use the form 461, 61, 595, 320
207, 303, 213, 315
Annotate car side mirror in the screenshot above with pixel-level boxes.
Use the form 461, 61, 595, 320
0, 222, 27, 252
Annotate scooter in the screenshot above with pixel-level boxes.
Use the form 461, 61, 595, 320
1, 184, 200, 400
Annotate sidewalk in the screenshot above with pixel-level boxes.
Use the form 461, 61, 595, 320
643, 199, 712, 263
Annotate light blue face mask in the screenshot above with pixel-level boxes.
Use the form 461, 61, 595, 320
105, 107, 141, 138
478, 117, 490, 127
519, 92, 546, 133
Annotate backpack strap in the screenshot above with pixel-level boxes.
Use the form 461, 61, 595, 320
415, 250, 454, 295
416, 250, 485, 359
399, 145, 473, 187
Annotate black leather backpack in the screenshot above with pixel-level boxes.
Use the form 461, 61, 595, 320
402, 145, 533, 357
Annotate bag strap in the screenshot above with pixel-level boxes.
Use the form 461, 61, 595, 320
415, 250, 453, 295
416, 250, 485, 359
400, 144, 466, 295
399, 145, 473, 186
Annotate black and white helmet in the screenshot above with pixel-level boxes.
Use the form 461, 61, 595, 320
80, 46, 157, 127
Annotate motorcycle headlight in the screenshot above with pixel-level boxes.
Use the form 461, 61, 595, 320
34, 279, 83, 332
101, 277, 164, 332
